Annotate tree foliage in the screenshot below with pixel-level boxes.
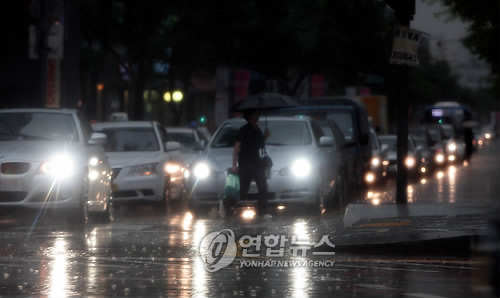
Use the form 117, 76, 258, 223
433, 0, 499, 76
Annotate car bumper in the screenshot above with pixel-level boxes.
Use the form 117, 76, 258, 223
187, 170, 320, 207
112, 174, 166, 203
0, 174, 83, 210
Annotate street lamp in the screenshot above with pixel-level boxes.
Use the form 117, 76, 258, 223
163, 91, 171, 102
172, 90, 183, 102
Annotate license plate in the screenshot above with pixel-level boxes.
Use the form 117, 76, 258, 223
248, 183, 258, 194
0, 179, 24, 191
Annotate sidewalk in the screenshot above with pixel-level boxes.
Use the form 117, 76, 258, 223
332, 139, 499, 250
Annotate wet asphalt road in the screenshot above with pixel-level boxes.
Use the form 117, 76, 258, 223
0, 141, 498, 297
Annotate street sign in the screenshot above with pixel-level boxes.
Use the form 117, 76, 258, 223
390, 26, 423, 67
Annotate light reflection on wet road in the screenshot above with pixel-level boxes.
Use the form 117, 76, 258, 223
0, 142, 497, 297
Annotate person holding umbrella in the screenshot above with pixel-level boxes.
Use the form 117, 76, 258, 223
229, 93, 297, 217
231, 109, 271, 217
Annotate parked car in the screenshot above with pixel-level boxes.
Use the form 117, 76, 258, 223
0, 109, 113, 224
186, 116, 347, 212
379, 135, 425, 178
92, 121, 185, 208
166, 126, 210, 166
364, 128, 388, 185
272, 97, 371, 191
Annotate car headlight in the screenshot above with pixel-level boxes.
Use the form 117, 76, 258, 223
291, 159, 311, 178
435, 153, 445, 163
371, 157, 381, 167
485, 133, 491, 139
365, 172, 375, 183
40, 154, 75, 179
193, 162, 210, 179
128, 164, 157, 176
447, 143, 457, 152
165, 162, 182, 175
405, 156, 416, 168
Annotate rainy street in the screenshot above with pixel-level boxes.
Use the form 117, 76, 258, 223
0, 141, 497, 298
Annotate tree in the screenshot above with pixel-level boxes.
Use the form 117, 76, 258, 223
432, 0, 499, 77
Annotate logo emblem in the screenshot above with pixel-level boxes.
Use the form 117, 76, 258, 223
200, 229, 237, 272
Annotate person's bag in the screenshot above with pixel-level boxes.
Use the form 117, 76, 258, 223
259, 147, 273, 170
224, 172, 240, 201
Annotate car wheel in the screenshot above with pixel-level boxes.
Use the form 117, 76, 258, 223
67, 180, 89, 226
90, 195, 114, 224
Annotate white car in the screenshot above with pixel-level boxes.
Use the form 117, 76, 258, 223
92, 121, 185, 207
0, 109, 113, 224
166, 127, 210, 166
187, 116, 346, 211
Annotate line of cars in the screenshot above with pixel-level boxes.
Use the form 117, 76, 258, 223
3, 105, 490, 222
363, 121, 495, 186
0, 108, 202, 225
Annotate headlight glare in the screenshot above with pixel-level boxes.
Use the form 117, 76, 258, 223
41, 154, 74, 178
291, 159, 311, 178
165, 162, 182, 174
371, 157, 380, 167
193, 163, 210, 179
447, 143, 457, 152
435, 153, 445, 163
405, 156, 416, 168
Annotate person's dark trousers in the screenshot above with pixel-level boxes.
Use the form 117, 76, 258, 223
239, 164, 269, 215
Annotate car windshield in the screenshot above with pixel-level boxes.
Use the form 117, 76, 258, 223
0, 112, 78, 142
428, 129, 442, 143
211, 120, 312, 148
277, 109, 355, 142
97, 127, 160, 152
168, 131, 196, 151
442, 126, 455, 139
325, 111, 354, 142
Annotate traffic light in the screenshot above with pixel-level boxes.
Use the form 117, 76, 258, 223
200, 115, 207, 124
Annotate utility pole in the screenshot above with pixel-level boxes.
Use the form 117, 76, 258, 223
385, 0, 416, 205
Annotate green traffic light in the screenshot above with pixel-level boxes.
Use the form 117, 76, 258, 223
200, 116, 206, 123
438, 119, 443, 124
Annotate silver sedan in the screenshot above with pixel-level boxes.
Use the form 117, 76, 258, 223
0, 109, 113, 224
186, 116, 346, 211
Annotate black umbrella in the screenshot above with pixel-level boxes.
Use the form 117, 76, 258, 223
231, 92, 297, 112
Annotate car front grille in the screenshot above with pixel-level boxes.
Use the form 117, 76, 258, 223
1, 162, 31, 175
0, 191, 27, 202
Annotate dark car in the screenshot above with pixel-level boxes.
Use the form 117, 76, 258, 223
272, 97, 371, 192
379, 135, 426, 178
364, 128, 388, 185
410, 126, 447, 168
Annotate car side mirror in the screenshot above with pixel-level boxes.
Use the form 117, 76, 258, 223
319, 136, 334, 147
165, 141, 181, 152
88, 132, 107, 145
